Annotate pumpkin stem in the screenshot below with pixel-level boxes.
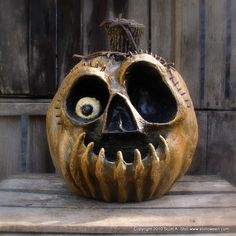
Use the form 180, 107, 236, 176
100, 17, 144, 53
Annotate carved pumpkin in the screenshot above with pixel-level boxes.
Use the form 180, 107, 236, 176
46, 18, 198, 202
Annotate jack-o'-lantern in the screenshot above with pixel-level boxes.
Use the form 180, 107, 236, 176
46, 18, 198, 202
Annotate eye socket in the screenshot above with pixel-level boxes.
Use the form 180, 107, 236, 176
125, 62, 177, 123
65, 75, 109, 123
75, 97, 101, 119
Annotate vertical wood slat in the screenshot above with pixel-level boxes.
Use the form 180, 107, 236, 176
126, 0, 149, 51
151, 0, 173, 62
207, 111, 236, 185
81, 0, 112, 55
26, 116, 54, 173
173, 0, 201, 109
57, 0, 83, 83
230, 0, 236, 108
204, 0, 227, 109
0, 117, 21, 180
29, 0, 57, 97
0, 0, 29, 95
188, 111, 207, 174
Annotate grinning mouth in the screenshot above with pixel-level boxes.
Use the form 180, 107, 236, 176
84, 132, 157, 163
68, 132, 171, 202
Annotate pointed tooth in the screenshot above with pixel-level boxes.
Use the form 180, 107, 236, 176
139, 49, 143, 53
86, 142, 94, 155
134, 149, 142, 170
114, 151, 127, 203
148, 143, 160, 163
159, 135, 170, 164
95, 148, 111, 202
145, 50, 148, 53
116, 151, 124, 165
133, 149, 144, 202
80, 142, 96, 198
78, 132, 86, 147
98, 147, 105, 158
148, 143, 161, 199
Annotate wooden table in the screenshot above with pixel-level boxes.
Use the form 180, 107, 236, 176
0, 174, 235, 235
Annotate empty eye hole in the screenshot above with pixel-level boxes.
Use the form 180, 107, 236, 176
125, 62, 177, 123
66, 75, 109, 123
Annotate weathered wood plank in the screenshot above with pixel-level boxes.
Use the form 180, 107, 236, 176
29, 0, 57, 97
0, 191, 235, 209
207, 111, 236, 185
2, 173, 224, 182
0, 207, 235, 234
0, 234, 234, 236
81, 0, 113, 54
188, 111, 207, 174
0, 117, 21, 180
0, 101, 50, 116
57, 0, 83, 82
26, 116, 54, 173
204, 0, 227, 108
0, 0, 29, 95
151, 0, 173, 62
0, 175, 235, 194
0, 175, 235, 233
230, 0, 236, 108
174, 0, 201, 108
126, 0, 149, 51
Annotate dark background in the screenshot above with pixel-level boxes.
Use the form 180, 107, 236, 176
0, 0, 235, 185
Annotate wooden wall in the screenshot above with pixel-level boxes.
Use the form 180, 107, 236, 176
0, 0, 235, 184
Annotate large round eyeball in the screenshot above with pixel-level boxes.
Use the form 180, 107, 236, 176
75, 97, 101, 120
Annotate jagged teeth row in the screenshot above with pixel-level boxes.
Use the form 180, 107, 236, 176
72, 132, 169, 165
68, 132, 170, 202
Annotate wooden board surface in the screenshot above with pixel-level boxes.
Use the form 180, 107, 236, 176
0, 174, 235, 234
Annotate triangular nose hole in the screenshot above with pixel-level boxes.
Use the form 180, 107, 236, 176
105, 95, 137, 132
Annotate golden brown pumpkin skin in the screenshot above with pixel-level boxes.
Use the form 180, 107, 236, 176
46, 52, 198, 202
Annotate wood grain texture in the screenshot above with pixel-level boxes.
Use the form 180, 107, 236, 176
126, 0, 149, 51
1, 174, 233, 193
204, 0, 227, 109
26, 116, 54, 173
0, 100, 49, 116
57, 0, 83, 82
207, 111, 236, 185
151, 0, 173, 61
174, 0, 201, 108
29, 0, 57, 97
0, 0, 29, 95
230, 0, 236, 108
0, 117, 21, 180
0, 175, 235, 234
